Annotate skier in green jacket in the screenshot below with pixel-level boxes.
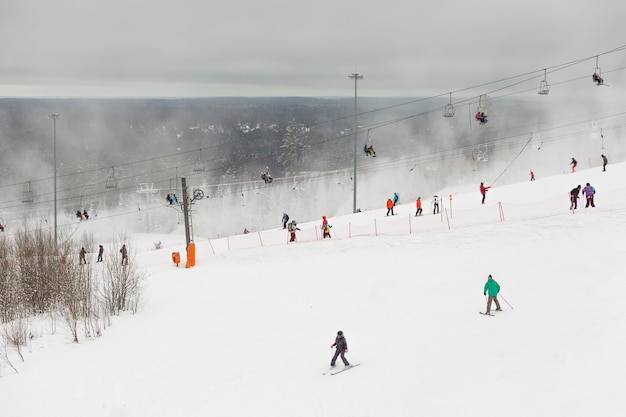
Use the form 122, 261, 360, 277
483, 274, 502, 314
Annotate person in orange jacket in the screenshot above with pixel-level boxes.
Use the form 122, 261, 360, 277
386, 198, 394, 216
415, 197, 422, 216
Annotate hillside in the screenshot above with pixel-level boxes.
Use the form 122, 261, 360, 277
1, 161, 625, 417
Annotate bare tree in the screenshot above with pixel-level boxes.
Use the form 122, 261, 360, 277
101, 236, 144, 316
279, 118, 310, 175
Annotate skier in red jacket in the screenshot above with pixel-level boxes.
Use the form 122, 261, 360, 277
480, 182, 491, 204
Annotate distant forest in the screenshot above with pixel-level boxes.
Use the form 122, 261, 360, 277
0, 96, 539, 184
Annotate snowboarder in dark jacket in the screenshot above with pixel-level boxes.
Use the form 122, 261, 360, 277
570, 185, 581, 210
330, 330, 350, 367
282, 213, 289, 229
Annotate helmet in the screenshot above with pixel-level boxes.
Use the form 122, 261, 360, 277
337, 330, 343, 336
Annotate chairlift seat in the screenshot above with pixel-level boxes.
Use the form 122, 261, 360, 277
106, 176, 118, 188
443, 104, 455, 117
193, 160, 205, 172
538, 80, 550, 95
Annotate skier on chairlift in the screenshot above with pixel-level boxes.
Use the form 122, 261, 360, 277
592, 72, 604, 85
475, 112, 488, 124
261, 172, 273, 184
363, 144, 376, 157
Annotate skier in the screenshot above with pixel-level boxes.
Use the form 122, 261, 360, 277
392, 192, 399, 206
287, 220, 300, 242
431, 195, 440, 214
530, 170, 535, 181
97, 245, 104, 262
282, 213, 290, 229
569, 185, 581, 210
79, 247, 87, 265
330, 330, 350, 367
120, 244, 128, 266
386, 198, 394, 216
601, 154, 608, 172
321, 216, 332, 239
570, 157, 577, 173
83, 209, 89, 220
0, 223, 4, 232
415, 197, 423, 216
582, 182, 596, 208
480, 182, 491, 204
483, 274, 502, 315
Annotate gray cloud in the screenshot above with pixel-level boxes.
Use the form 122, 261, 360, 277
1, 0, 625, 97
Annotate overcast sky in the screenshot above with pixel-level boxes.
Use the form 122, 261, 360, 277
1, 0, 625, 98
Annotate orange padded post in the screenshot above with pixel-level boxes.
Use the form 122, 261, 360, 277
185, 242, 196, 268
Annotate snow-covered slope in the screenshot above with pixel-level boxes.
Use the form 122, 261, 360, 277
1, 162, 626, 417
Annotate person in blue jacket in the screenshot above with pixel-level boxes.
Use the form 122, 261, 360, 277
483, 274, 502, 314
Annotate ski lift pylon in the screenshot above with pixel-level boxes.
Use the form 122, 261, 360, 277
538, 69, 550, 95
443, 92, 455, 117
105, 166, 118, 189
22, 181, 34, 203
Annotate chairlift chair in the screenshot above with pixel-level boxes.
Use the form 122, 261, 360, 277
443, 92, 455, 118
22, 182, 34, 203
193, 149, 205, 172
538, 69, 550, 95
105, 166, 118, 189
592, 56, 605, 85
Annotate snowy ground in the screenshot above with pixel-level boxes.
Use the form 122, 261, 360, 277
1, 162, 626, 417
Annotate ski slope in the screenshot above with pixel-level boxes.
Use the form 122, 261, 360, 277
2, 162, 626, 417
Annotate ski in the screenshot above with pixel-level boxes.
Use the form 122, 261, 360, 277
330, 363, 360, 375
479, 312, 494, 316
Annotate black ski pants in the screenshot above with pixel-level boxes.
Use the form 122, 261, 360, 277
331, 349, 349, 366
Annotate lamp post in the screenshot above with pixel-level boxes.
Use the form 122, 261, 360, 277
348, 73, 363, 213
48, 113, 59, 246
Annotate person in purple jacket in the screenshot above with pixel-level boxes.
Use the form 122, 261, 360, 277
582, 182, 596, 208
330, 330, 350, 367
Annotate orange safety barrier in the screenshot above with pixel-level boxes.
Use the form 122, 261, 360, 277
172, 251, 180, 267
185, 242, 196, 268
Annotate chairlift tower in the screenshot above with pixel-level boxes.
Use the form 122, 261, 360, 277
180, 176, 204, 248
348, 72, 363, 213
48, 113, 60, 247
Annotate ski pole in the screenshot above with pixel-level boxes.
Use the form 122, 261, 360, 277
499, 293, 514, 310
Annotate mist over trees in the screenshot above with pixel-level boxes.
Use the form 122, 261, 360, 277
0, 96, 623, 237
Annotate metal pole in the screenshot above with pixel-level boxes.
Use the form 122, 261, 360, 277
49, 113, 59, 247
181, 176, 191, 248
348, 73, 363, 213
